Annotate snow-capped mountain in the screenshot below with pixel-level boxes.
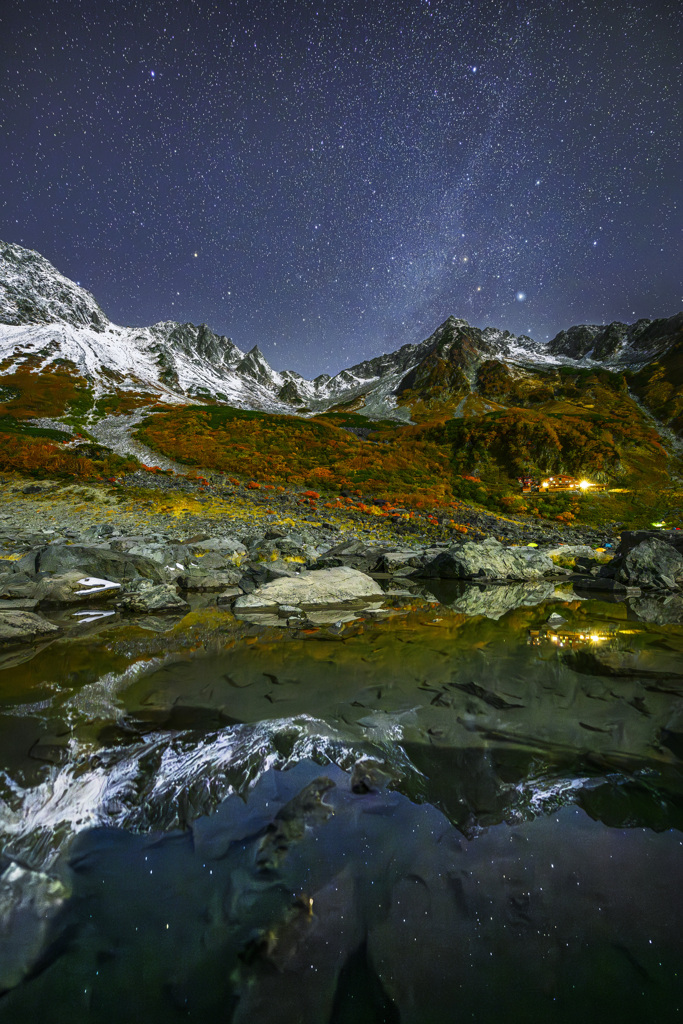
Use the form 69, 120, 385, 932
1, 240, 681, 420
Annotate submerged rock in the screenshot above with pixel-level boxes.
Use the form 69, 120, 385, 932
0, 610, 62, 645
234, 566, 384, 612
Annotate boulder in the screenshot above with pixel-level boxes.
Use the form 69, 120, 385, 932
545, 544, 601, 560
599, 536, 683, 590
0, 611, 62, 645
262, 560, 300, 581
418, 539, 555, 582
36, 573, 122, 606
177, 567, 242, 591
187, 537, 247, 564
375, 550, 430, 575
117, 581, 190, 614
23, 545, 165, 584
0, 572, 39, 600
250, 536, 314, 563
110, 539, 189, 566
233, 566, 384, 612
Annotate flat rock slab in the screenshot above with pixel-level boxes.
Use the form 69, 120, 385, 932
233, 566, 384, 611
0, 611, 62, 645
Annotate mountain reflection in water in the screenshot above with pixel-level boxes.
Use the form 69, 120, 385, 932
0, 588, 682, 1022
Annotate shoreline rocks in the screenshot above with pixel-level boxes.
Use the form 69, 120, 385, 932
0, 482, 680, 645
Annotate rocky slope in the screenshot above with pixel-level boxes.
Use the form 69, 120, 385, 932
2, 240, 680, 422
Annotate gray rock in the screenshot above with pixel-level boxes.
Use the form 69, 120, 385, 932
36, 572, 122, 606
216, 587, 243, 606
545, 544, 602, 560
177, 567, 242, 591
419, 539, 555, 582
0, 598, 38, 610
599, 536, 683, 590
375, 550, 425, 575
263, 560, 300, 581
187, 537, 247, 563
117, 582, 190, 614
250, 536, 315, 563
234, 566, 384, 612
0, 572, 39, 600
25, 545, 165, 584
185, 551, 229, 570
0, 611, 62, 645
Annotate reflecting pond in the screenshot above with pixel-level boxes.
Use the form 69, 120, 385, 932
1, 584, 682, 1022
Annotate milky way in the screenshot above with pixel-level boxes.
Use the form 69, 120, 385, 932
1, 0, 680, 374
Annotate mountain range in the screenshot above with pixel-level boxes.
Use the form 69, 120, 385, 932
1, 239, 681, 426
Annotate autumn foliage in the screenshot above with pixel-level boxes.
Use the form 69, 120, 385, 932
136, 405, 455, 505
0, 431, 138, 479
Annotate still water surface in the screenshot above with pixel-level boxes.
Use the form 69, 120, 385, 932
0, 585, 682, 1022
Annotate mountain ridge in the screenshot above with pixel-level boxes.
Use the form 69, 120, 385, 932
1, 240, 681, 422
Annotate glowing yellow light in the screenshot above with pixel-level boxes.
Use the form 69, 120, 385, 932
589, 634, 602, 642
579, 480, 591, 490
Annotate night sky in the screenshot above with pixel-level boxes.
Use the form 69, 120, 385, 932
1, 0, 680, 376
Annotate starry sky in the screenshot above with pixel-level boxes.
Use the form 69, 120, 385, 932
1, 0, 680, 376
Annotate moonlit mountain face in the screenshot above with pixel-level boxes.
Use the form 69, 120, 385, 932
0, 241, 681, 421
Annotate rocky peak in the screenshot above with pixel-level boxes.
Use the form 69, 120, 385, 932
0, 240, 108, 331
236, 345, 277, 384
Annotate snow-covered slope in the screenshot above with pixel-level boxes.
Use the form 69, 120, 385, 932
1, 241, 680, 420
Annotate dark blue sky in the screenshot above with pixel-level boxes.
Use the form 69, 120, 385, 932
1, 0, 680, 375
